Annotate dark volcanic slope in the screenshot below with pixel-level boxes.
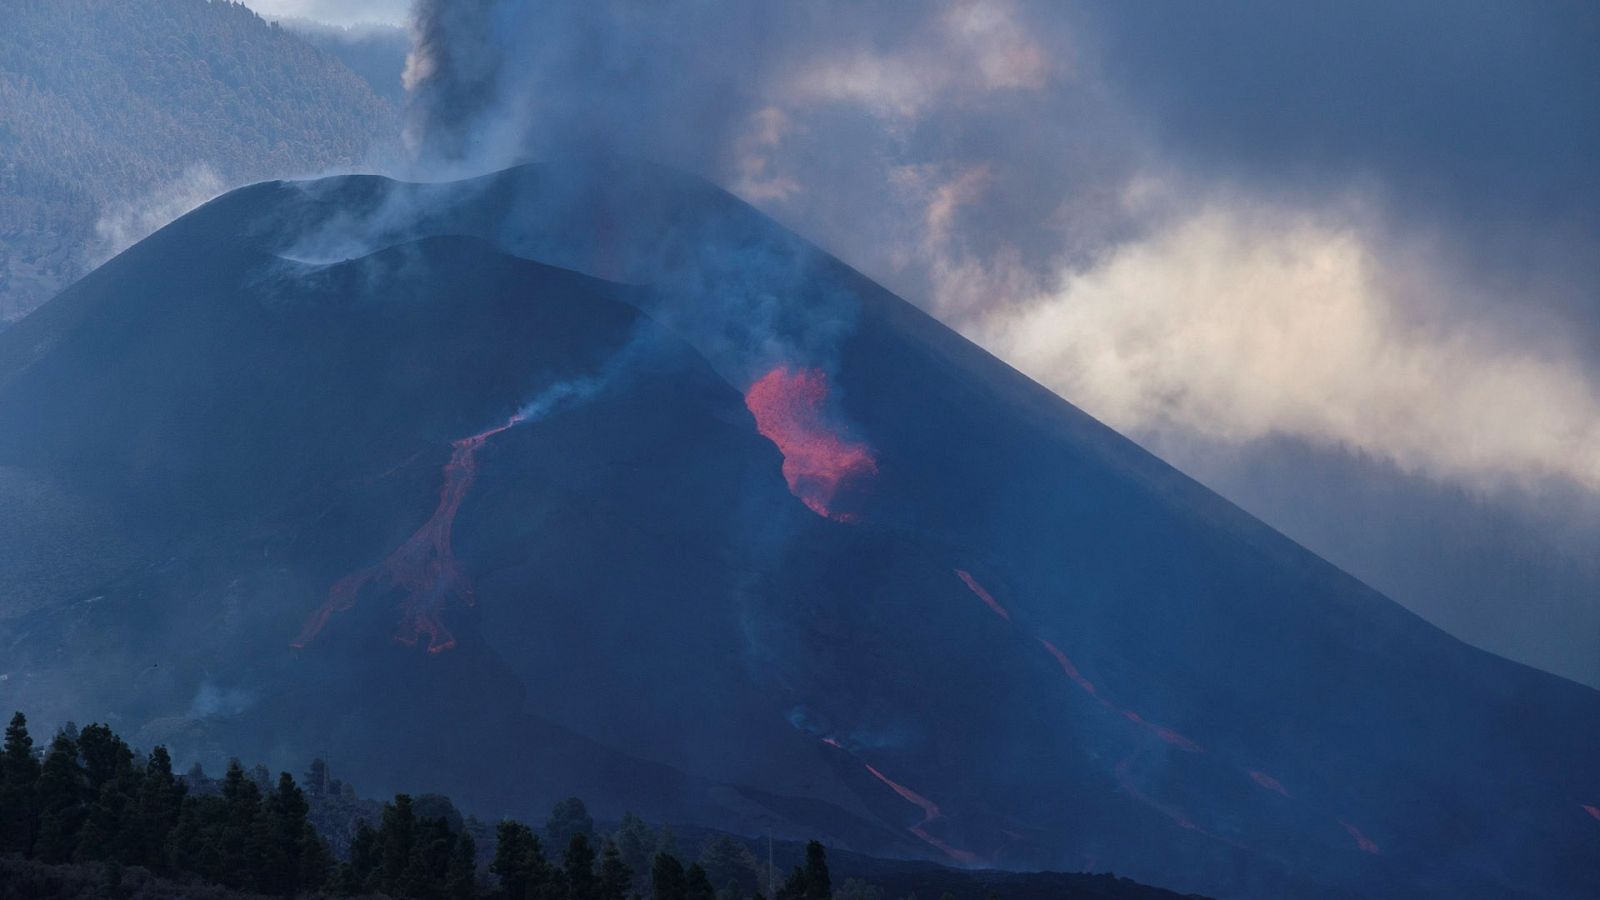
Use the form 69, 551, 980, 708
0, 162, 1596, 900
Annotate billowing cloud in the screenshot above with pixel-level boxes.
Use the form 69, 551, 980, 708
979, 200, 1600, 491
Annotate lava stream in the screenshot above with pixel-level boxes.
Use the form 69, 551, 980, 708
1037, 637, 1104, 701
1122, 710, 1204, 753
1248, 770, 1291, 797
955, 569, 1011, 621
862, 762, 980, 865
744, 366, 878, 521
293, 414, 523, 653
1338, 819, 1381, 855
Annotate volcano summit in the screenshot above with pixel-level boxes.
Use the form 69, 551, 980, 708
0, 161, 1596, 899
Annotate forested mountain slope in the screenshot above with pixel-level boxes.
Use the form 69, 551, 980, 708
0, 0, 396, 320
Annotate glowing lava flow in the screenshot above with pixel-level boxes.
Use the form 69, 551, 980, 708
1339, 819, 1381, 855
744, 366, 878, 521
1121, 710, 1205, 753
1036, 637, 1103, 701
1248, 770, 1291, 798
862, 762, 980, 865
955, 569, 1011, 621
293, 414, 524, 653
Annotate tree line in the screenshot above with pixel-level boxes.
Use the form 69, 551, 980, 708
0, 712, 854, 900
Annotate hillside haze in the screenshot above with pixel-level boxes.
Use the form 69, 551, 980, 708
0, 161, 1597, 899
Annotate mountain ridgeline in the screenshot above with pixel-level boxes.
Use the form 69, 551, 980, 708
0, 160, 1595, 899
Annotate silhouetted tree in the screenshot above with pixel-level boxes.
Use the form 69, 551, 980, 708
685, 862, 715, 900
305, 758, 329, 798
447, 829, 478, 900
565, 831, 599, 900
545, 796, 594, 857
698, 834, 759, 897
218, 760, 265, 889
135, 746, 185, 870
259, 771, 329, 895
376, 794, 419, 894
0, 712, 40, 854
612, 811, 654, 894
653, 851, 688, 900
596, 838, 631, 900
775, 865, 804, 900
802, 841, 831, 900
34, 732, 86, 863
493, 819, 539, 900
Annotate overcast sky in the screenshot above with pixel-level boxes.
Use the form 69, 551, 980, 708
254, 0, 1600, 687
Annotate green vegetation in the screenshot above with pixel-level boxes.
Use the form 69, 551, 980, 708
0, 711, 1205, 900
0, 0, 397, 321
0, 712, 832, 900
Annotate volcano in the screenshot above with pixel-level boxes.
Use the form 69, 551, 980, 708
0, 161, 1596, 899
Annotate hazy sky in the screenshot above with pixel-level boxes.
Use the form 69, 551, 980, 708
243, 0, 407, 27
255, 0, 1600, 686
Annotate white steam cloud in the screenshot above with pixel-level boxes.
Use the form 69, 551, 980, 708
976, 203, 1600, 491
90, 163, 225, 266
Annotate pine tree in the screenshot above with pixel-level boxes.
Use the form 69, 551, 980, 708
597, 839, 631, 900
492, 819, 538, 900
611, 812, 654, 894
0, 712, 41, 855
218, 760, 265, 890
775, 866, 807, 900
652, 852, 688, 900
447, 830, 478, 900
304, 758, 329, 798
348, 819, 381, 892
697, 835, 759, 897
34, 731, 86, 863
377, 794, 420, 895
685, 863, 715, 900
260, 771, 323, 896
565, 831, 598, 900
137, 746, 186, 871
76, 724, 132, 796
545, 796, 594, 858
802, 841, 831, 900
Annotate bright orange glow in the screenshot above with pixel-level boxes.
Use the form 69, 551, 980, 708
955, 569, 1011, 621
744, 366, 878, 520
294, 415, 523, 653
1248, 770, 1290, 797
1339, 819, 1381, 855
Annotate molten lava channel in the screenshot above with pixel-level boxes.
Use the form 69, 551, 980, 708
744, 366, 878, 521
293, 414, 523, 653
862, 761, 980, 865
1338, 819, 1382, 855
